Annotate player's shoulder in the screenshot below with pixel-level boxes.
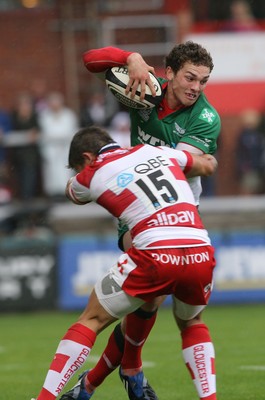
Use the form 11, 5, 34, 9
196, 93, 220, 116
192, 93, 221, 126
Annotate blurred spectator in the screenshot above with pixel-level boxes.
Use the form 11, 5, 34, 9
30, 78, 49, 114
39, 92, 79, 200
80, 91, 119, 128
235, 109, 265, 195
0, 103, 12, 204
221, 0, 261, 32
108, 111, 131, 147
10, 93, 41, 201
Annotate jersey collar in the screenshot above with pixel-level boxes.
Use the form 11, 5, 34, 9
98, 143, 121, 154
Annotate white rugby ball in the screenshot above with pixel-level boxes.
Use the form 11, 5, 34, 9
105, 66, 163, 109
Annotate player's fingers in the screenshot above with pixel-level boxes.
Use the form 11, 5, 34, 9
125, 78, 135, 96
146, 76, 157, 97
127, 79, 140, 98
139, 80, 146, 101
147, 66, 155, 75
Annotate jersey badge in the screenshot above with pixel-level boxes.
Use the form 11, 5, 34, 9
199, 108, 216, 125
117, 173, 134, 188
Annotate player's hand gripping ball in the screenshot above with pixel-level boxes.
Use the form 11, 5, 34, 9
105, 66, 163, 109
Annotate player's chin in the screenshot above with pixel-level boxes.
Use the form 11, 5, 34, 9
183, 96, 197, 106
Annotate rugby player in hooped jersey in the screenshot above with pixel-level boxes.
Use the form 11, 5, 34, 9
33, 126, 218, 400
80, 42, 221, 400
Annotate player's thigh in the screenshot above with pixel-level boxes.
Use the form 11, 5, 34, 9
95, 272, 145, 319
140, 295, 167, 312
78, 288, 118, 333
172, 295, 206, 321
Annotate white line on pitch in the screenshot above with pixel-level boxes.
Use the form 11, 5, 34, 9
240, 366, 265, 371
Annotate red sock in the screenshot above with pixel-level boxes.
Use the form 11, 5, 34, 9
87, 324, 124, 387
181, 324, 216, 400
37, 323, 96, 400
121, 309, 157, 371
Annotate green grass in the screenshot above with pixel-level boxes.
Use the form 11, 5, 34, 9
1, 304, 265, 399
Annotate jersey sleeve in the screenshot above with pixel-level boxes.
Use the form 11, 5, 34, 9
83, 47, 133, 73
187, 176, 202, 206
180, 106, 221, 155
159, 147, 193, 172
67, 174, 92, 204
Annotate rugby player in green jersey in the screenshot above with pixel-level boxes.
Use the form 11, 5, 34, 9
71, 42, 221, 400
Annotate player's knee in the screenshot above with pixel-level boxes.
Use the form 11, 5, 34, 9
139, 295, 166, 313
173, 312, 203, 332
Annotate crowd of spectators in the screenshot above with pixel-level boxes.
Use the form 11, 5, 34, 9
0, 87, 130, 206
1, 83, 265, 208
0, 1, 265, 207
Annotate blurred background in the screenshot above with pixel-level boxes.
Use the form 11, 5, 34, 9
0, 0, 265, 312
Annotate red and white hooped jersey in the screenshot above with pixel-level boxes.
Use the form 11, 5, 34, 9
68, 144, 211, 249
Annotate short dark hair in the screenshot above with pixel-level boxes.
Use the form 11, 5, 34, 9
68, 125, 115, 169
165, 41, 214, 73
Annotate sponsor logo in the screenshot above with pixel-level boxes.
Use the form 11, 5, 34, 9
151, 251, 210, 266
117, 173, 133, 187
204, 283, 212, 293
117, 257, 128, 274
137, 127, 176, 148
147, 210, 195, 227
173, 121, 186, 137
188, 136, 210, 148
199, 108, 216, 124
134, 156, 170, 174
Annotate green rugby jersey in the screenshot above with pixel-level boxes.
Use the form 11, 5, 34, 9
130, 79, 221, 154
120, 78, 221, 247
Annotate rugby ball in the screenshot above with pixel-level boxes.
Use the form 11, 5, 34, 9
105, 66, 163, 109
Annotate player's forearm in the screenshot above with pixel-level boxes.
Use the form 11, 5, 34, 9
187, 154, 218, 177
65, 178, 75, 202
83, 47, 133, 73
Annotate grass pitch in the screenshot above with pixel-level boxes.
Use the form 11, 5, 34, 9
1, 304, 265, 400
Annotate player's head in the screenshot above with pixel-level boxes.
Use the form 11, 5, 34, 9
165, 41, 214, 73
165, 41, 213, 107
68, 125, 115, 170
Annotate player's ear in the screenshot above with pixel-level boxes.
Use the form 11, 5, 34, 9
165, 66, 174, 81
82, 152, 96, 165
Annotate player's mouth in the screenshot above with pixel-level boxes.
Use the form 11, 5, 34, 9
185, 92, 197, 100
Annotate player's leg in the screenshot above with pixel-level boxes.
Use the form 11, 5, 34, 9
35, 289, 116, 400
86, 230, 162, 399
173, 298, 217, 400
34, 270, 145, 400
85, 298, 163, 400
119, 298, 165, 400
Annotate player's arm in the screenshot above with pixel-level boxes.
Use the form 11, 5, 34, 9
83, 46, 156, 99
166, 147, 217, 177
83, 46, 133, 75
65, 176, 91, 205
176, 143, 217, 176
186, 152, 218, 178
